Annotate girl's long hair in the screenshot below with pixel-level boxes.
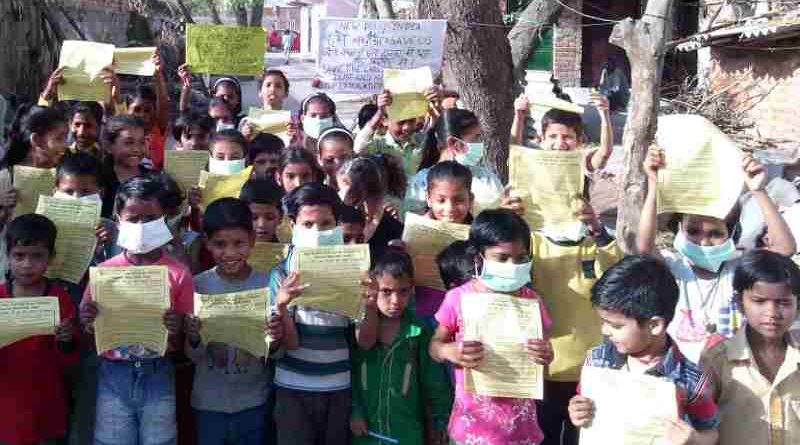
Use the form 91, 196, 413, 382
418, 108, 479, 171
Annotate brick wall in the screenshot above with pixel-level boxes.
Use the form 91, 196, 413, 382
553, 0, 582, 87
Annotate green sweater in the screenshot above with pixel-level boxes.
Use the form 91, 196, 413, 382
351, 310, 452, 445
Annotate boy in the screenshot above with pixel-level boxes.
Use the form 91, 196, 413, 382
184, 197, 283, 444
239, 178, 284, 243
173, 110, 214, 152
350, 249, 452, 445
701, 249, 800, 444
268, 182, 374, 445
339, 204, 366, 245
0, 214, 78, 445
248, 133, 285, 180
68, 102, 104, 158
568, 255, 719, 445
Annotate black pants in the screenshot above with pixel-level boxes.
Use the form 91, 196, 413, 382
538, 380, 579, 445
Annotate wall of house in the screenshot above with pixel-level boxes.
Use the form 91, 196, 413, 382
552, 0, 583, 87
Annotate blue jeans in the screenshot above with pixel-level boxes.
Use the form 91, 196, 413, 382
194, 405, 266, 445
94, 358, 176, 445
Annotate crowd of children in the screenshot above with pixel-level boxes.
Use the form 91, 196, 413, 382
1, 46, 800, 445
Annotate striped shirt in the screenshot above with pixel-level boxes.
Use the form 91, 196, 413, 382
268, 252, 354, 392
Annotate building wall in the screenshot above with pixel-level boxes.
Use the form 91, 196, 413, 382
552, 0, 582, 87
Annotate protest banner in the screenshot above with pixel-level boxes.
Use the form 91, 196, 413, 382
317, 18, 446, 93
186, 24, 265, 76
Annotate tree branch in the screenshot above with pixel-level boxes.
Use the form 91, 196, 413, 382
48, 0, 85, 40
205, 0, 223, 24
249, 0, 264, 26
375, 0, 396, 19
173, 0, 195, 23
507, 0, 563, 86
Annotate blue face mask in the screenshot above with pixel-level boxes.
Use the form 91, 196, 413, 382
478, 257, 532, 292
456, 139, 484, 167
208, 157, 246, 175
303, 116, 334, 139
673, 229, 736, 273
291, 225, 344, 248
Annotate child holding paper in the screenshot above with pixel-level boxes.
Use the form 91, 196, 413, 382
316, 127, 354, 188
80, 175, 193, 444
267, 182, 375, 445
248, 133, 285, 180
99, 115, 151, 218
429, 209, 553, 445
123, 74, 169, 171
638, 147, 795, 362
350, 248, 452, 445
568, 255, 719, 445
2, 105, 68, 171
173, 110, 215, 152
0, 214, 78, 445
701, 249, 800, 444
287, 92, 340, 152
259, 69, 291, 111
67, 102, 104, 158
183, 198, 283, 444
239, 178, 284, 243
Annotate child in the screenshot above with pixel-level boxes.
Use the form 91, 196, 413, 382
259, 69, 291, 111
568, 255, 720, 445
405, 109, 503, 216
350, 248, 452, 445
239, 178, 284, 243
339, 204, 366, 245
1, 104, 67, 170
184, 197, 283, 444
125, 82, 169, 171
316, 127, 354, 188
274, 147, 323, 195
212, 77, 244, 123
701, 249, 800, 443
638, 147, 796, 362
80, 175, 193, 444
207, 129, 248, 175
209, 97, 236, 132
99, 115, 150, 218
268, 182, 374, 445
430, 209, 554, 445
288, 92, 339, 152
68, 101, 104, 158
423, 160, 474, 225
0, 214, 78, 445
173, 110, 215, 152
436, 240, 472, 292
248, 133, 285, 180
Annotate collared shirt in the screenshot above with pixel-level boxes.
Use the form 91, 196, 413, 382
702, 327, 800, 445
363, 131, 424, 179
585, 336, 720, 431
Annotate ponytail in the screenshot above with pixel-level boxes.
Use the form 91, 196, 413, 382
2, 105, 66, 168
418, 108, 479, 171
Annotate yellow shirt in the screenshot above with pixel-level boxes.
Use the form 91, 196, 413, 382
531, 232, 622, 382
703, 327, 800, 445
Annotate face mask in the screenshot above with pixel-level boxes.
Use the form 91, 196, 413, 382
291, 225, 344, 248
216, 122, 235, 132
539, 222, 587, 243
53, 191, 102, 205
117, 217, 173, 254
455, 99, 466, 109
673, 229, 736, 273
478, 257, 532, 293
303, 116, 334, 139
455, 140, 484, 167
208, 157, 246, 175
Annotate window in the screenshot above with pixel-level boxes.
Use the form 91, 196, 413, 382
527, 28, 554, 71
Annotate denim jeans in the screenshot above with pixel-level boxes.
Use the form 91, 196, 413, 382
94, 357, 176, 445
194, 405, 266, 445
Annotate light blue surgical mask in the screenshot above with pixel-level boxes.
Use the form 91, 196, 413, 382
673, 229, 736, 273
292, 225, 344, 248
478, 257, 532, 292
208, 157, 246, 175
303, 116, 334, 139
455, 139, 485, 166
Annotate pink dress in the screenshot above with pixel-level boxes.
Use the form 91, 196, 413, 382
435, 280, 552, 445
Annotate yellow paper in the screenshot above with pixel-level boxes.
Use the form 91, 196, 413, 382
36, 195, 101, 284
276, 217, 293, 243
194, 288, 271, 358
199, 166, 253, 209
57, 40, 114, 102
247, 108, 291, 143
579, 366, 678, 445
165, 150, 209, 193
91, 266, 170, 356
656, 114, 745, 219
250, 242, 288, 273
113, 47, 157, 76
461, 293, 544, 399
529, 95, 585, 114
383, 67, 433, 122
401, 212, 470, 290
13, 165, 56, 217
292, 244, 371, 319
0, 297, 60, 348
508, 145, 585, 231
186, 24, 265, 76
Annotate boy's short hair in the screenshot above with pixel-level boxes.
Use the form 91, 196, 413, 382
172, 110, 215, 141
426, 160, 472, 193
248, 133, 285, 163
338, 204, 365, 225
69, 101, 103, 124
283, 182, 341, 222
203, 197, 254, 238
6, 213, 57, 254
371, 247, 414, 281
239, 178, 284, 209
468, 209, 531, 255
357, 103, 378, 129
260, 69, 290, 92
436, 240, 473, 290
733, 249, 800, 298
591, 255, 680, 324
155, 173, 185, 213
114, 175, 163, 215
211, 129, 247, 151
56, 152, 101, 181
541, 109, 584, 137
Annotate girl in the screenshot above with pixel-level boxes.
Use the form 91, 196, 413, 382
80, 175, 193, 445
316, 127, 354, 188
274, 147, 323, 195
212, 77, 243, 123
208, 97, 236, 132
288, 92, 339, 152
430, 209, 554, 445
207, 129, 248, 176
405, 109, 502, 216
1, 105, 68, 171
99, 115, 150, 218
638, 146, 796, 363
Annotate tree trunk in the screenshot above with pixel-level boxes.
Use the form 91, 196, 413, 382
234, 4, 248, 26
0, 0, 61, 101
205, 0, 223, 25
418, 0, 515, 181
358, 0, 379, 19
612, 0, 674, 252
249, 0, 265, 27
507, 0, 563, 90
375, 0, 397, 19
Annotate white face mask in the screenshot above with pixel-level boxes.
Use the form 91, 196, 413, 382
52, 190, 102, 205
539, 222, 588, 243
303, 116, 334, 139
208, 157, 246, 175
291, 225, 344, 248
117, 217, 173, 254
216, 122, 236, 132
